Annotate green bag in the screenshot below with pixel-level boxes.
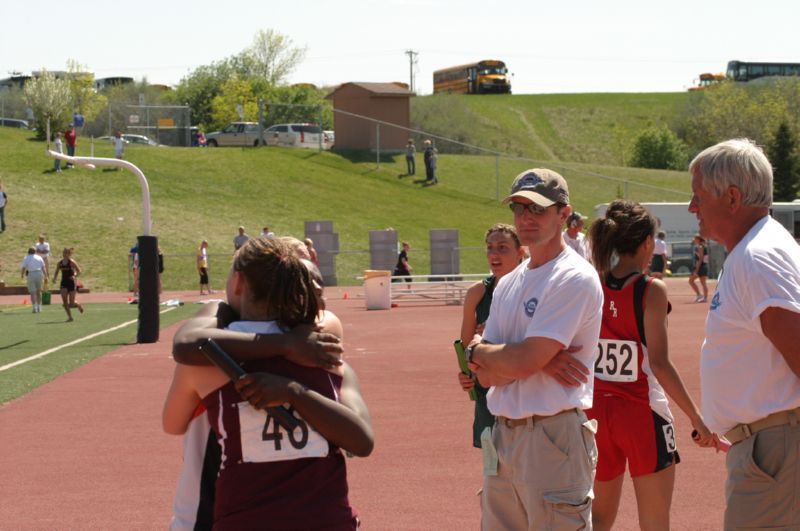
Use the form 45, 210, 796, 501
42, 291, 51, 305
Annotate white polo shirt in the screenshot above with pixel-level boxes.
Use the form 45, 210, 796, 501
22, 254, 46, 272
700, 216, 800, 433
653, 237, 668, 257
483, 247, 603, 418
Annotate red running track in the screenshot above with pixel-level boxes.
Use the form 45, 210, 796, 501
0, 279, 725, 529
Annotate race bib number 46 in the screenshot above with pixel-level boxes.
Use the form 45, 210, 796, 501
238, 402, 329, 463
595, 339, 638, 382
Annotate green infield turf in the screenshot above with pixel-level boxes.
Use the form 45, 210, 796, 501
0, 302, 197, 404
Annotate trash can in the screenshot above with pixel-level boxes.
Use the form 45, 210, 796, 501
363, 270, 392, 310
42, 291, 51, 305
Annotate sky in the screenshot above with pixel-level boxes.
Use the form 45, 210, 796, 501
3, 0, 799, 95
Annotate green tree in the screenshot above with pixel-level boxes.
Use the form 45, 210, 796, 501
24, 70, 71, 140
210, 76, 267, 129
630, 126, 688, 170
170, 29, 306, 131
768, 122, 800, 201
241, 29, 306, 86
66, 60, 107, 124
681, 79, 798, 153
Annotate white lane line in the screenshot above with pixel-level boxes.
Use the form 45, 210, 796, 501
0, 307, 177, 372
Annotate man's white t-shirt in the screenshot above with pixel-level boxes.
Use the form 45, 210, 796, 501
700, 216, 800, 433
21, 254, 46, 272
35, 241, 50, 258
483, 247, 603, 418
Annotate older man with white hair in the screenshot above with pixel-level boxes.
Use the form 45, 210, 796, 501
688, 138, 800, 530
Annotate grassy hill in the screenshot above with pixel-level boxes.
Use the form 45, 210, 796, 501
414, 92, 688, 165
0, 94, 691, 291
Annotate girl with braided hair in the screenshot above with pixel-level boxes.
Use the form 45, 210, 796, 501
163, 237, 372, 530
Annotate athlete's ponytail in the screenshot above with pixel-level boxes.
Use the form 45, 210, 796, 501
589, 200, 657, 277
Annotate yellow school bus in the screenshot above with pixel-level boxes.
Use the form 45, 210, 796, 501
433, 59, 511, 94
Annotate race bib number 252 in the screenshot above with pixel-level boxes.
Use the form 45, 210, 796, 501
595, 339, 638, 382
238, 402, 329, 463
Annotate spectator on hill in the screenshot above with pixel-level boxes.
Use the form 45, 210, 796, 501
261, 226, 275, 238
35, 234, 51, 279
405, 139, 416, 176
21, 247, 46, 313
53, 132, 63, 172
113, 131, 125, 162
64, 124, 77, 168
423, 139, 438, 185
233, 226, 249, 251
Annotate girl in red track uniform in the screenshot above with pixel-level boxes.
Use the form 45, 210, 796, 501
587, 200, 713, 531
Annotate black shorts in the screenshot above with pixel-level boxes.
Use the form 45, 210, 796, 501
650, 255, 665, 273
199, 268, 209, 284
695, 263, 708, 277
61, 278, 76, 292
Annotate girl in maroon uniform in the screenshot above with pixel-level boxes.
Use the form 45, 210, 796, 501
587, 200, 713, 531
163, 237, 373, 530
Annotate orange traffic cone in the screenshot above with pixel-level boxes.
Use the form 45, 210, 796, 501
22, 298, 28, 305
343, 292, 349, 300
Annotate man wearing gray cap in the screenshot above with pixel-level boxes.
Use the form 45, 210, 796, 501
467, 168, 603, 529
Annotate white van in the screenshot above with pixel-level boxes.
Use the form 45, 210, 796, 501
264, 123, 327, 149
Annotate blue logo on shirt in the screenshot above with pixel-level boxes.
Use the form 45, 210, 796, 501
524, 297, 539, 317
710, 292, 720, 310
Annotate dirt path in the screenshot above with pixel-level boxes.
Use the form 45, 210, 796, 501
511, 107, 560, 161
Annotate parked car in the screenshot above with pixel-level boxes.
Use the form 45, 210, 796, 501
263, 123, 326, 149
0, 118, 29, 128
668, 241, 694, 275
205, 122, 261, 147
94, 135, 130, 144
122, 134, 162, 146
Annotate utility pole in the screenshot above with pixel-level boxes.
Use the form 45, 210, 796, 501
405, 50, 418, 93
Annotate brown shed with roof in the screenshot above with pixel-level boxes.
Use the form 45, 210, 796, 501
326, 82, 413, 151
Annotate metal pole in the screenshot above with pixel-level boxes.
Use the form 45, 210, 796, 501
625, 180, 629, 199
45, 149, 157, 341
376, 123, 380, 168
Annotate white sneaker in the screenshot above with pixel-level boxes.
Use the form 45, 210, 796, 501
694, 295, 703, 302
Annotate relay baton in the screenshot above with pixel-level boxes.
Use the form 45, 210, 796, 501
454, 339, 477, 401
691, 429, 731, 453
200, 339, 300, 430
